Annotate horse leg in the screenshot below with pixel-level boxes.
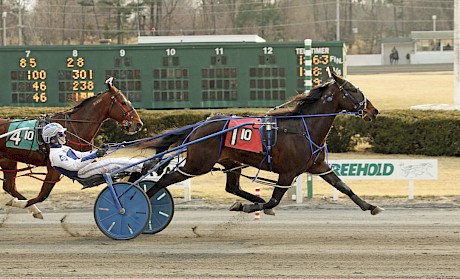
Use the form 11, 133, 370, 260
320, 172, 384, 215
2, 160, 44, 219
222, 162, 272, 214
145, 170, 190, 198
232, 174, 292, 216
7, 167, 61, 219
24, 168, 62, 217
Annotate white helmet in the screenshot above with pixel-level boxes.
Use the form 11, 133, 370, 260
42, 123, 67, 144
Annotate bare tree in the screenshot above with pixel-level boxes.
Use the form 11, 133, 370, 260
0, 0, 453, 53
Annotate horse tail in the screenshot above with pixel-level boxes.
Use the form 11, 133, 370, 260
142, 126, 194, 153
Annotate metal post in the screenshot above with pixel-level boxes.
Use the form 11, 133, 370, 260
432, 15, 437, 31
18, 7, 22, 45
454, 1, 460, 106
336, 0, 340, 41
295, 175, 303, 204
408, 180, 414, 200
2, 12, 6, 46
304, 39, 312, 92
137, 0, 141, 37
307, 173, 313, 199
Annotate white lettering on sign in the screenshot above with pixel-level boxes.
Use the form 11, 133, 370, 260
329, 56, 343, 64
328, 159, 438, 180
312, 47, 330, 54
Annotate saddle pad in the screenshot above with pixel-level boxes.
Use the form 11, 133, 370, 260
6, 119, 39, 151
224, 118, 263, 153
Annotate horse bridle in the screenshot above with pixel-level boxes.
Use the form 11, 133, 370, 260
109, 92, 137, 128
335, 80, 368, 118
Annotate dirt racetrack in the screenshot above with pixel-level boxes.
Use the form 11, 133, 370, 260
1, 203, 459, 278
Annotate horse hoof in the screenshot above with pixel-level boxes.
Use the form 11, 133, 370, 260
5, 198, 14, 206
263, 208, 275, 216
229, 201, 243, 211
33, 212, 44, 219
371, 206, 384, 215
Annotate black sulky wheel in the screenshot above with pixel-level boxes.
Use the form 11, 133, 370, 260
94, 182, 151, 240
139, 180, 174, 234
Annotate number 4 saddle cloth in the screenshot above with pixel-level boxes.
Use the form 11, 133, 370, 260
224, 117, 277, 154
6, 119, 41, 151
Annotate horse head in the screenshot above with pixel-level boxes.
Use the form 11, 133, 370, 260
328, 67, 379, 121
105, 77, 143, 134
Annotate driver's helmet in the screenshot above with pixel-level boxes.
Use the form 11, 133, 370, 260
42, 123, 67, 144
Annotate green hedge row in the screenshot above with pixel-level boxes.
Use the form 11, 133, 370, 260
4, 107, 460, 156
328, 110, 460, 156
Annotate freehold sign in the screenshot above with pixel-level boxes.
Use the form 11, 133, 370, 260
329, 159, 438, 180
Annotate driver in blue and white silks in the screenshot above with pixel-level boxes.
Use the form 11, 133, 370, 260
42, 123, 156, 179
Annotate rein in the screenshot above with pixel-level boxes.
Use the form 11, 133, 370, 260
109, 95, 137, 128
46, 90, 137, 150
336, 80, 368, 118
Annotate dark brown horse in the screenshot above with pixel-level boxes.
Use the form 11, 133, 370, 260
145, 68, 383, 216
2, 78, 143, 218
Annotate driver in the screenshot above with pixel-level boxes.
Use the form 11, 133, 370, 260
42, 122, 157, 179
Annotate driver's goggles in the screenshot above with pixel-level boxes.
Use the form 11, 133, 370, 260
58, 132, 66, 137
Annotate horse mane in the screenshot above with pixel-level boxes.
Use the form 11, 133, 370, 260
268, 81, 332, 116
292, 81, 332, 106
67, 91, 105, 115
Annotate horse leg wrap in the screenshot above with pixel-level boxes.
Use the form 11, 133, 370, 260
6, 197, 27, 208
242, 203, 264, 213
6, 198, 44, 219
350, 194, 370, 211
334, 181, 370, 211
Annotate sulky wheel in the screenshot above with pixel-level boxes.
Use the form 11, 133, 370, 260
139, 180, 174, 234
94, 182, 151, 240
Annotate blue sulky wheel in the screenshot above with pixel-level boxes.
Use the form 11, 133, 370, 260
139, 180, 174, 234
94, 182, 151, 240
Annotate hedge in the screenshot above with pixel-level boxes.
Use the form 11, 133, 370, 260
3, 107, 459, 156
328, 110, 460, 156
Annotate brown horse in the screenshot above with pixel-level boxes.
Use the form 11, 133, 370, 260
2, 78, 143, 218
145, 67, 383, 216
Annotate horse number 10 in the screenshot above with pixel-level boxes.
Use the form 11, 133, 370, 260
229, 128, 253, 146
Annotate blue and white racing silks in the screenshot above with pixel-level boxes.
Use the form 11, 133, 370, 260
49, 145, 97, 179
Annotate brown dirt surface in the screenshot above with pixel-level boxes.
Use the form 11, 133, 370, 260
0, 205, 459, 278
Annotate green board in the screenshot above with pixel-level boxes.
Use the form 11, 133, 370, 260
0, 41, 345, 109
